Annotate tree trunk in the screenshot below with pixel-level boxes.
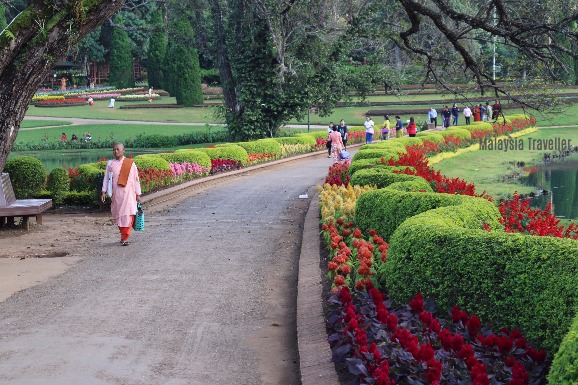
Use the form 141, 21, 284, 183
208, 0, 238, 113
0, 1, 125, 172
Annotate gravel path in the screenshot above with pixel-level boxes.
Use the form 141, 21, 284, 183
0, 153, 334, 385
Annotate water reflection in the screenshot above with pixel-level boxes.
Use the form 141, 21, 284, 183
523, 160, 578, 219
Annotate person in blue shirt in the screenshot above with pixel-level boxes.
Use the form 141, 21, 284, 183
451, 103, 459, 126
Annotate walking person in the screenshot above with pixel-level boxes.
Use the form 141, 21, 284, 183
364, 115, 375, 144
406, 117, 417, 137
442, 106, 451, 128
381, 114, 391, 140
328, 125, 344, 164
473, 104, 481, 122
463, 105, 472, 125
485, 102, 492, 121
326, 122, 334, 157
479, 103, 486, 123
108, 96, 115, 108
492, 100, 502, 119
101, 142, 142, 246
395, 115, 404, 138
428, 107, 438, 128
339, 119, 348, 150
451, 103, 459, 126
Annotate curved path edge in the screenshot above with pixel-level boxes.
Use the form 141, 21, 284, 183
297, 189, 339, 384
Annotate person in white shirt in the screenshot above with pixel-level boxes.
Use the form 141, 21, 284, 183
463, 106, 472, 125
428, 107, 438, 127
364, 115, 375, 144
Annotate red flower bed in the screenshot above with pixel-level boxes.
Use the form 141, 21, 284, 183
210, 159, 242, 174
325, 161, 351, 186
247, 153, 277, 165
35, 98, 87, 107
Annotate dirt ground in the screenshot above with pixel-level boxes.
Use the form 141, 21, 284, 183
0, 211, 115, 302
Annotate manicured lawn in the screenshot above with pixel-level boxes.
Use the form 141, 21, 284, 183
25, 97, 222, 123
15, 123, 225, 145
21, 120, 73, 128
433, 127, 578, 201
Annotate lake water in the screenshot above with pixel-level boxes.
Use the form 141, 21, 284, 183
522, 159, 578, 219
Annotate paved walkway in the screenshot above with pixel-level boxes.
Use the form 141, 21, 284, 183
0, 148, 352, 384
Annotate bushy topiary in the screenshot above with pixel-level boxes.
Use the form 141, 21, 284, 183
416, 132, 445, 144
46, 167, 70, 204
196, 145, 248, 166
297, 131, 327, 140
63, 191, 99, 206
4, 156, 46, 198
347, 159, 405, 176
439, 128, 472, 140
384, 201, 578, 354
352, 149, 403, 161
133, 155, 171, 170
237, 139, 281, 156
159, 150, 211, 170
274, 136, 316, 147
387, 178, 434, 193
73, 163, 105, 193
548, 313, 578, 384
350, 167, 420, 188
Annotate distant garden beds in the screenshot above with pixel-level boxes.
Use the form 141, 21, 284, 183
119, 104, 184, 109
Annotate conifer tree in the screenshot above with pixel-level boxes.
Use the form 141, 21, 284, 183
165, 14, 202, 106
108, 15, 135, 89
147, 9, 167, 89
0, 4, 7, 32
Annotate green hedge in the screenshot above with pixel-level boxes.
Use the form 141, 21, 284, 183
394, 137, 424, 147
548, 313, 578, 384
439, 128, 472, 140
416, 132, 445, 144
386, 179, 434, 193
47, 167, 70, 204
133, 155, 171, 170
458, 122, 494, 132
237, 139, 281, 156
352, 149, 404, 162
159, 150, 211, 170
383, 202, 578, 354
4, 156, 46, 198
359, 141, 406, 151
355, 190, 500, 241
275, 136, 316, 147
347, 159, 406, 176
74, 163, 105, 193
297, 131, 326, 140
350, 168, 422, 189
195, 145, 248, 166
63, 191, 99, 206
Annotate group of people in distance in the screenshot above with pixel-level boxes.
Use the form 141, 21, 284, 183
375, 114, 418, 141
60, 132, 92, 143
326, 119, 349, 164
429, 100, 502, 129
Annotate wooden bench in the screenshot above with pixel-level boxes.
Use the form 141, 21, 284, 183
0, 173, 52, 231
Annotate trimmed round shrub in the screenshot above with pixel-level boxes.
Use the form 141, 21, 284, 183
73, 163, 105, 193
296, 131, 327, 140
384, 201, 578, 355
416, 132, 445, 144
4, 156, 46, 198
347, 158, 405, 176
350, 168, 420, 188
196, 145, 248, 166
359, 141, 406, 151
274, 136, 316, 147
387, 178, 434, 193
548, 313, 578, 384
237, 139, 282, 156
46, 167, 70, 204
440, 128, 472, 140
159, 150, 211, 170
63, 191, 99, 206
352, 149, 403, 161
395, 137, 424, 147
133, 155, 171, 170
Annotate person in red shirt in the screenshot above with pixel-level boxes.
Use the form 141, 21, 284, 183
60, 133, 67, 142
406, 117, 417, 137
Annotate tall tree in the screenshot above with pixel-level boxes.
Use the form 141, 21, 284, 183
108, 14, 135, 89
147, 8, 167, 88
0, 3, 7, 32
164, 12, 202, 106
0, 0, 126, 172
